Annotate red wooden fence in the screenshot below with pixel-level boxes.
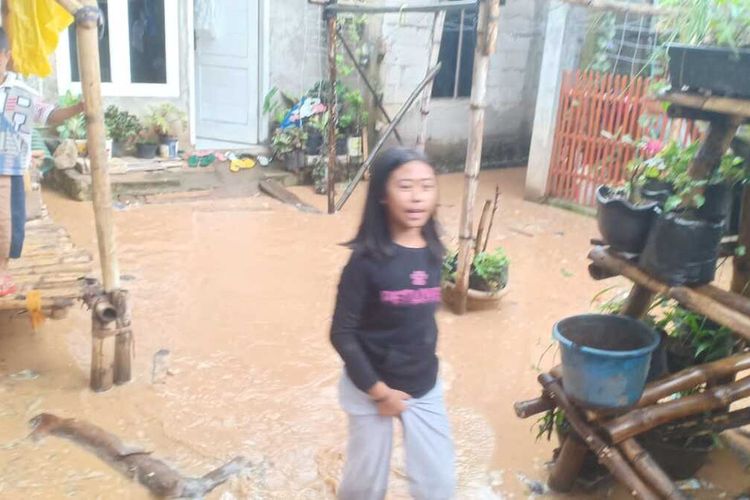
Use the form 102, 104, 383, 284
546, 70, 699, 207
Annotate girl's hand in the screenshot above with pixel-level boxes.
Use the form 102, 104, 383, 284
370, 383, 410, 416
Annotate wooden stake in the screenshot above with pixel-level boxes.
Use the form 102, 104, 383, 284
454, 0, 501, 315
90, 308, 115, 392
548, 433, 589, 493
732, 184, 750, 297
620, 285, 655, 319
619, 439, 686, 500
474, 200, 492, 254
605, 376, 750, 443
326, 8, 338, 215
416, 10, 446, 153
687, 115, 743, 180
482, 185, 500, 252
73, 0, 120, 292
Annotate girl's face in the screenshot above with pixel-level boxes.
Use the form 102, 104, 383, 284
383, 160, 438, 230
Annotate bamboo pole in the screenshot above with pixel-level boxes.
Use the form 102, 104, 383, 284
72, 0, 120, 292
454, 0, 501, 315
538, 373, 659, 499
732, 184, 750, 297
687, 115, 743, 180
618, 439, 686, 500
90, 308, 115, 392
482, 186, 500, 252
112, 289, 132, 385
473, 200, 492, 254
326, 7, 338, 215
605, 376, 750, 443
415, 10, 446, 153
335, 64, 442, 211
620, 285, 655, 319
547, 433, 589, 493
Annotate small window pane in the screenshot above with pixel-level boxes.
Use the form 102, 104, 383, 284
432, 5, 478, 99
128, 0, 167, 84
68, 1, 112, 83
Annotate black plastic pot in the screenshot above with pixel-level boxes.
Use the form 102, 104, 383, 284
284, 150, 305, 172
306, 130, 323, 155
640, 180, 673, 206
111, 140, 128, 158
639, 212, 724, 286
468, 267, 509, 293
646, 329, 669, 383
136, 143, 158, 159
638, 433, 713, 480
668, 44, 750, 99
596, 185, 659, 254
697, 182, 732, 223
336, 137, 347, 155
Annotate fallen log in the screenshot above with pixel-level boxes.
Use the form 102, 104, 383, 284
29, 413, 247, 498
259, 179, 321, 214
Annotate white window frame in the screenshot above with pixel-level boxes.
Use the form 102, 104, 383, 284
56, 0, 180, 97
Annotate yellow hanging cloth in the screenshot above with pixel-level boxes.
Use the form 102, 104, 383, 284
7, 0, 74, 77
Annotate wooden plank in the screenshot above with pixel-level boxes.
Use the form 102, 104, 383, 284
561, 0, 674, 16
259, 179, 321, 214
661, 91, 750, 119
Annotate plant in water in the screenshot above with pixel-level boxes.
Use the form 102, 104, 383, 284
442, 248, 509, 293
104, 105, 141, 143
536, 407, 567, 442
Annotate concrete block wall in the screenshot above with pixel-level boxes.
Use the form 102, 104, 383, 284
378, 0, 550, 170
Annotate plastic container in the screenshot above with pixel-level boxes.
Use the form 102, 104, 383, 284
554, 314, 659, 409
596, 185, 659, 254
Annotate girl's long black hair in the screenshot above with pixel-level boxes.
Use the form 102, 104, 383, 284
346, 147, 444, 263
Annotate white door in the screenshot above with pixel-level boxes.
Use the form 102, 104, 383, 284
195, 0, 260, 147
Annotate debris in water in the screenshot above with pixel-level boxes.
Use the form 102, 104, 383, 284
10, 369, 39, 381
516, 472, 549, 495
677, 478, 702, 490
28, 413, 248, 498
152, 349, 171, 384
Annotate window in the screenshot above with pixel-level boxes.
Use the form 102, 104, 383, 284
56, 0, 179, 97
432, 4, 477, 99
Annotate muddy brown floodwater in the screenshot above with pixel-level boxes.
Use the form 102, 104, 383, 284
0, 168, 746, 499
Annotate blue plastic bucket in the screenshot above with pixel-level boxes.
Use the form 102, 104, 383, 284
554, 314, 660, 409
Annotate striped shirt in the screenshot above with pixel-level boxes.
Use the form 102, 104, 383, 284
0, 73, 55, 176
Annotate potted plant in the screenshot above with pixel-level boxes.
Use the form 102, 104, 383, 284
596, 136, 661, 254
658, 0, 750, 98
56, 90, 88, 156
145, 103, 187, 158
441, 247, 510, 311
340, 88, 368, 158
271, 126, 307, 172
134, 124, 159, 160
104, 105, 140, 157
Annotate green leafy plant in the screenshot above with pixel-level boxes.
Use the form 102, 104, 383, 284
442, 248, 510, 293
271, 126, 307, 158
657, 305, 735, 364
263, 87, 296, 126
135, 123, 157, 145
536, 408, 567, 442
56, 90, 86, 140
104, 105, 140, 143
657, 0, 750, 49
339, 88, 368, 135
145, 103, 187, 138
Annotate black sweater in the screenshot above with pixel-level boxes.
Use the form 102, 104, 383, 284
330, 246, 441, 398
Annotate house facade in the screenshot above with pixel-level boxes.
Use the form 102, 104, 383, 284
45, 0, 549, 167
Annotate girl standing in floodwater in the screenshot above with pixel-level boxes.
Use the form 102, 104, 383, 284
330, 147, 455, 500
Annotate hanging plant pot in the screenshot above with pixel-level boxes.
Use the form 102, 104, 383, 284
596, 185, 659, 254
336, 137, 347, 155
728, 181, 746, 235
136, 143, 158, 159
347, 135, 362, 157
639, 212, 724, 286
697, 182, 733, 223
639, 180, 673, 206
667, 44, 750, 99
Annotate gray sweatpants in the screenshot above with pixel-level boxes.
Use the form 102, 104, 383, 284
338, 374, 456, 500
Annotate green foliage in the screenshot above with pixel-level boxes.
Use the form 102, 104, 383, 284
263, 87, 296, 125
536, 408, 567, 442
585, 12, 617, 73
442, 248, 510, 293
56, 91, 86, 140
104, 105, 141, 142
658, 305, 735, 363
271, 126, 307, 158
145, 103, 187, 138
657, 0, 750, 49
